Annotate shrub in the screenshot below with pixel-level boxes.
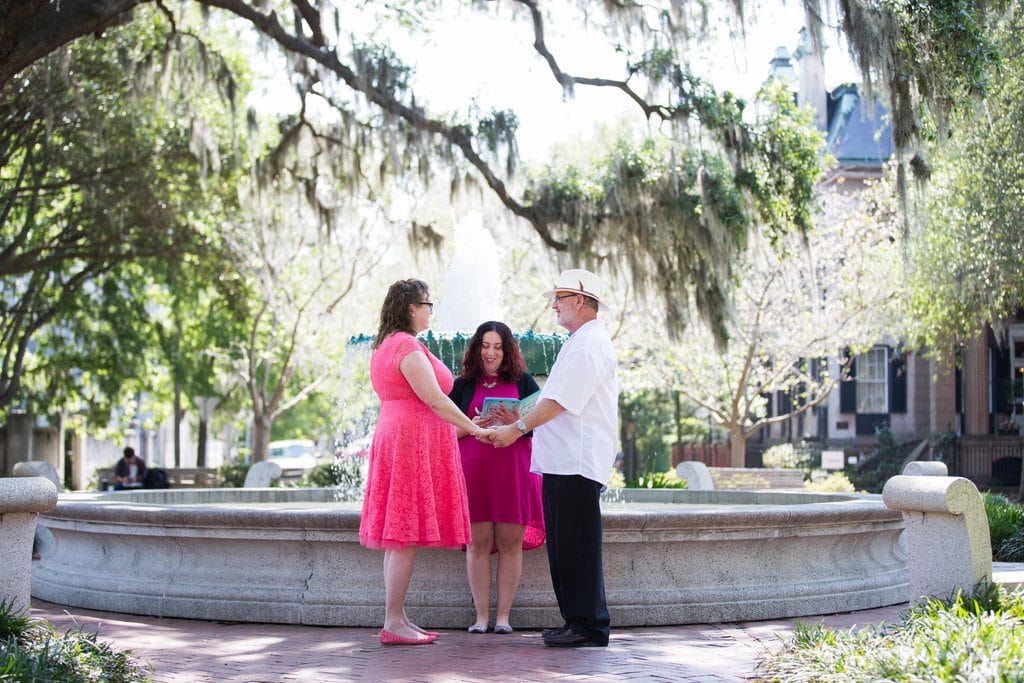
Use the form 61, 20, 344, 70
847, 426, 910, 493
757, 582, 1024, 681
999, 529, 1024, 562
761, 443, 800, 468
762, 441, 818, 470
632, 469, 687, 489
933, 427, 959, 470
217, 459, 250, 488
983, 492, 1024, 562
0, 600, 151, 682
607, 469, 626, 489
803, 471, 856, 493
0, 600, 31, 641
306, 462, 337, 487
306, 456, 364, 500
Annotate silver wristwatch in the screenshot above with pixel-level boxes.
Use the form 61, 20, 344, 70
514, 418, 528, 435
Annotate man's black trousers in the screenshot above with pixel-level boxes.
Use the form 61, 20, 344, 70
542, 473, 610, 645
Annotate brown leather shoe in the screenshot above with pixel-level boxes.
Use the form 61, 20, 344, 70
543, 630, 603, 647
542, 627, 570, 638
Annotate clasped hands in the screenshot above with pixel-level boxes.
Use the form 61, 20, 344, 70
471, 405, 522, 448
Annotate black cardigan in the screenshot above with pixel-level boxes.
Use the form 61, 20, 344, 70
450, 372, 540, 435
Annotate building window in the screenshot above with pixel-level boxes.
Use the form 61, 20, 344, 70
856, 347, 888, 414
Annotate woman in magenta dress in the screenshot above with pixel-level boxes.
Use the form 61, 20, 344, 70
360, 279, 494, 646
449, 321, 545, 634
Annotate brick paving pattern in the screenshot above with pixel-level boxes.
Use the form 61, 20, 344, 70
31, 599, 905, 682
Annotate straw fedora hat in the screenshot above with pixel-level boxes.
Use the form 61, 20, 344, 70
542, 269, 608, 310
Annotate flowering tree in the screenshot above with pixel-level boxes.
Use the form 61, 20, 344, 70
621, 181, 904, 467
219, 178, 387, 462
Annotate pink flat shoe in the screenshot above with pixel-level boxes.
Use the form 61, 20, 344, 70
408, 625, 439, 637
380, 629, 437, 646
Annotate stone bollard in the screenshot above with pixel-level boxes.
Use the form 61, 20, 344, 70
882, 474, 991, 604
12, 461, 61, 557
0, 477, 58, 615
675, 461, 714, 491
243, 461, 282, 488
902, 461, 948, 477
13, 461, 62, 490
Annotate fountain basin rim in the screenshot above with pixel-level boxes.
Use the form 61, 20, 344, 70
34, 487, 908, 627
45, 488, 901, 534
58, 486, 867, 506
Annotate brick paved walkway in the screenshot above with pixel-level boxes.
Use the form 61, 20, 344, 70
30, 599, 906, 682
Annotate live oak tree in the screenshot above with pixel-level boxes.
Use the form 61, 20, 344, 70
147, 255, 249, 467
0, 19, 241, 423
2, 6, 396, 460
906, 12, 1024, 362
2, 0, 1008, 350
2, 0, 1016, 473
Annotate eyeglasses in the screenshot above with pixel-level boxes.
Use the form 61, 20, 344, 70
551, 293, 579, 303
415, 301, 434, 312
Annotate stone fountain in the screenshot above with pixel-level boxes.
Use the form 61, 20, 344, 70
31, 486, 907, 627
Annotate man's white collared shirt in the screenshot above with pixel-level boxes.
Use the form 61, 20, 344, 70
532, 319, 620, 486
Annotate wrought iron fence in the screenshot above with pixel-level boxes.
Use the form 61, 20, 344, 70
951, 437, 1024, 486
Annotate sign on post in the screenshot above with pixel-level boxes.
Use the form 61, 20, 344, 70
821, 450, 846, 470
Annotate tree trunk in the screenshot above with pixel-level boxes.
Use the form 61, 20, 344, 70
674, 391, 682, 444
620, 417, 637, 485
729, 428, 746, 468
173, 382, 182, 468
3, 410, 34, 476
251, 414, 272, 463
197, 418, 208, 468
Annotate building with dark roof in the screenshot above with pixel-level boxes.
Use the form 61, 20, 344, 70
754, 32, 1024, 490
824, 83, 893, 180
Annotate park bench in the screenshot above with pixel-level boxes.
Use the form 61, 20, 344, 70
96, 466, 220, 490
709, 467, 806, 490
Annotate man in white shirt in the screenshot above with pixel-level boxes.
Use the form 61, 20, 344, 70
489, 269, 619, 647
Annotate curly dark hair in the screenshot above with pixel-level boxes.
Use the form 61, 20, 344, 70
460, 321, 526, 383
372, 279, 430, 349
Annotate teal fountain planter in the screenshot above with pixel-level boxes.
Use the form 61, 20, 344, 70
349, 330, 565, 376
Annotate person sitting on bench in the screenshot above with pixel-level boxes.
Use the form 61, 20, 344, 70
114, 447, 147, 490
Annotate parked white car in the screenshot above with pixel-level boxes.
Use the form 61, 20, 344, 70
267, 439, 318, 478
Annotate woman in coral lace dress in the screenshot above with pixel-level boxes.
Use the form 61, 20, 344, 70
449, 321, 545, 635
359, 279, 493, 646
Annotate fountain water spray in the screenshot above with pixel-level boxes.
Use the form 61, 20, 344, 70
432, 211, 506, 333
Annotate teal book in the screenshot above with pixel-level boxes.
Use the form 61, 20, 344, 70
481, 389, 541, 417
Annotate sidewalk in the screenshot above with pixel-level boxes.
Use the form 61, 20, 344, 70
32, 562, 1024, 682
30, 599, 905, 683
